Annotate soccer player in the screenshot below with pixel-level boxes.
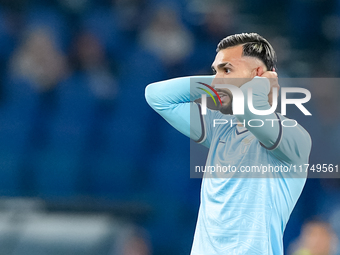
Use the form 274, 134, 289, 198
145, 33, 311, 255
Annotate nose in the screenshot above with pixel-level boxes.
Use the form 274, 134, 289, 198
211, 71, 225, 88
211, 75, 220, 89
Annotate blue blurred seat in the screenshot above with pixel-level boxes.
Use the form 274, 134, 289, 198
31, 74, 95, 196
0, 76, 39, 195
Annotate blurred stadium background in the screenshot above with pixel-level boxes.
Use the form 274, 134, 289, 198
0, 0, 339, 254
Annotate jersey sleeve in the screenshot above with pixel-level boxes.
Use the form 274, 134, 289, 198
145, 76, 216, 148
236, 77, 311, 164
271, 114, 312, 164
196, 107, 228, 148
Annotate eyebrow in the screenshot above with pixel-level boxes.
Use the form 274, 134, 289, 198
211, 62, 234, 71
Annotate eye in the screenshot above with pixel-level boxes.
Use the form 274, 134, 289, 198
224, 68, 231, 74
212, 68, 216, 74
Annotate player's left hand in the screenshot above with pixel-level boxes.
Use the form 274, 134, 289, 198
260, 69, 279, 106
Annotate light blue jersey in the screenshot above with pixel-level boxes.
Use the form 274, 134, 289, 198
145, 76, 311, 255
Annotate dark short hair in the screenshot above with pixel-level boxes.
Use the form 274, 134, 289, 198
217, 33, 277, 71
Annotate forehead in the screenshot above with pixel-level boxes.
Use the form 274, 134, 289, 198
212, 45, 244, 67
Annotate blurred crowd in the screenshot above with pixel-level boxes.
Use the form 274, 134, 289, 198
0, 0, 339, 254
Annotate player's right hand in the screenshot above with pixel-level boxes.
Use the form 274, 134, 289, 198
260, 70, 279, 106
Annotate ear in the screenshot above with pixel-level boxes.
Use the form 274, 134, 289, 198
256, 66, 265, 76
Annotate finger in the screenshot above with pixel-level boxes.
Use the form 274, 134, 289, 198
262, 71, 277, 78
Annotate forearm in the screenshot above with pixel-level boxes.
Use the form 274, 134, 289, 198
145, 76, 214, 141
236, 77, 280, 149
